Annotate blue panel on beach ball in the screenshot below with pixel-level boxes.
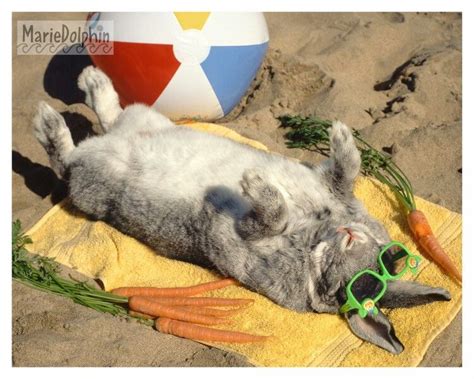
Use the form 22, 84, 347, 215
201, 43, 268, 116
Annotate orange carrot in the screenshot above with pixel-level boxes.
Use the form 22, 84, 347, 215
407, 209, 462, 283
144, 296, 254, 307
175, 119, 196, 125
156, 318, 269, 343
129, 296, 229, 325
175, 305, 245, 318
407, 209, 435, 240
111, 278, 239, 298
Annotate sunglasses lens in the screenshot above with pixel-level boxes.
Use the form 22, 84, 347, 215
381, 244, 409, 275
350, 272, 384, 303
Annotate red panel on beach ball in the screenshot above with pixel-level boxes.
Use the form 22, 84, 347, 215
89, 41, 181, 107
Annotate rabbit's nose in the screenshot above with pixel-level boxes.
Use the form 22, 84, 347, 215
337, 226, 358, 248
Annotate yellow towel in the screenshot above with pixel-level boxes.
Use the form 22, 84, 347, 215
25, 122, 462, 367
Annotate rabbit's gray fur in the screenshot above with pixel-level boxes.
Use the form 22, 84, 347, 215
34, 66, 451, 354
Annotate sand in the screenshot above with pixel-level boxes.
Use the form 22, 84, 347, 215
12, 12, 461, 366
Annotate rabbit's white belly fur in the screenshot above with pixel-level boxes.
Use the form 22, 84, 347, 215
70, 123, 333, 226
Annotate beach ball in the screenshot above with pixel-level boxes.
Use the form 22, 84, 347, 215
86, 12, 269, 121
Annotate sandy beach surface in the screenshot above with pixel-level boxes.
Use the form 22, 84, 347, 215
12, 12, 461, 366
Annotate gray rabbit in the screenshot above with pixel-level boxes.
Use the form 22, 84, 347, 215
34, 66, 451, 354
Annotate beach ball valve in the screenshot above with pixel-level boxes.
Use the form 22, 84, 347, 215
86, 12, 269, 121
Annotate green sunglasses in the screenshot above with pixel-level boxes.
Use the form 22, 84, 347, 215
340, 241, 421, 318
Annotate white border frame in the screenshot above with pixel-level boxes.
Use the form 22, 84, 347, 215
3, 1, 472, 378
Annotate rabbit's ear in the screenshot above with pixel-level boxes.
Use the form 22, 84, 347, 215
378, 281, 451, 309
345, 311, 404, 354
